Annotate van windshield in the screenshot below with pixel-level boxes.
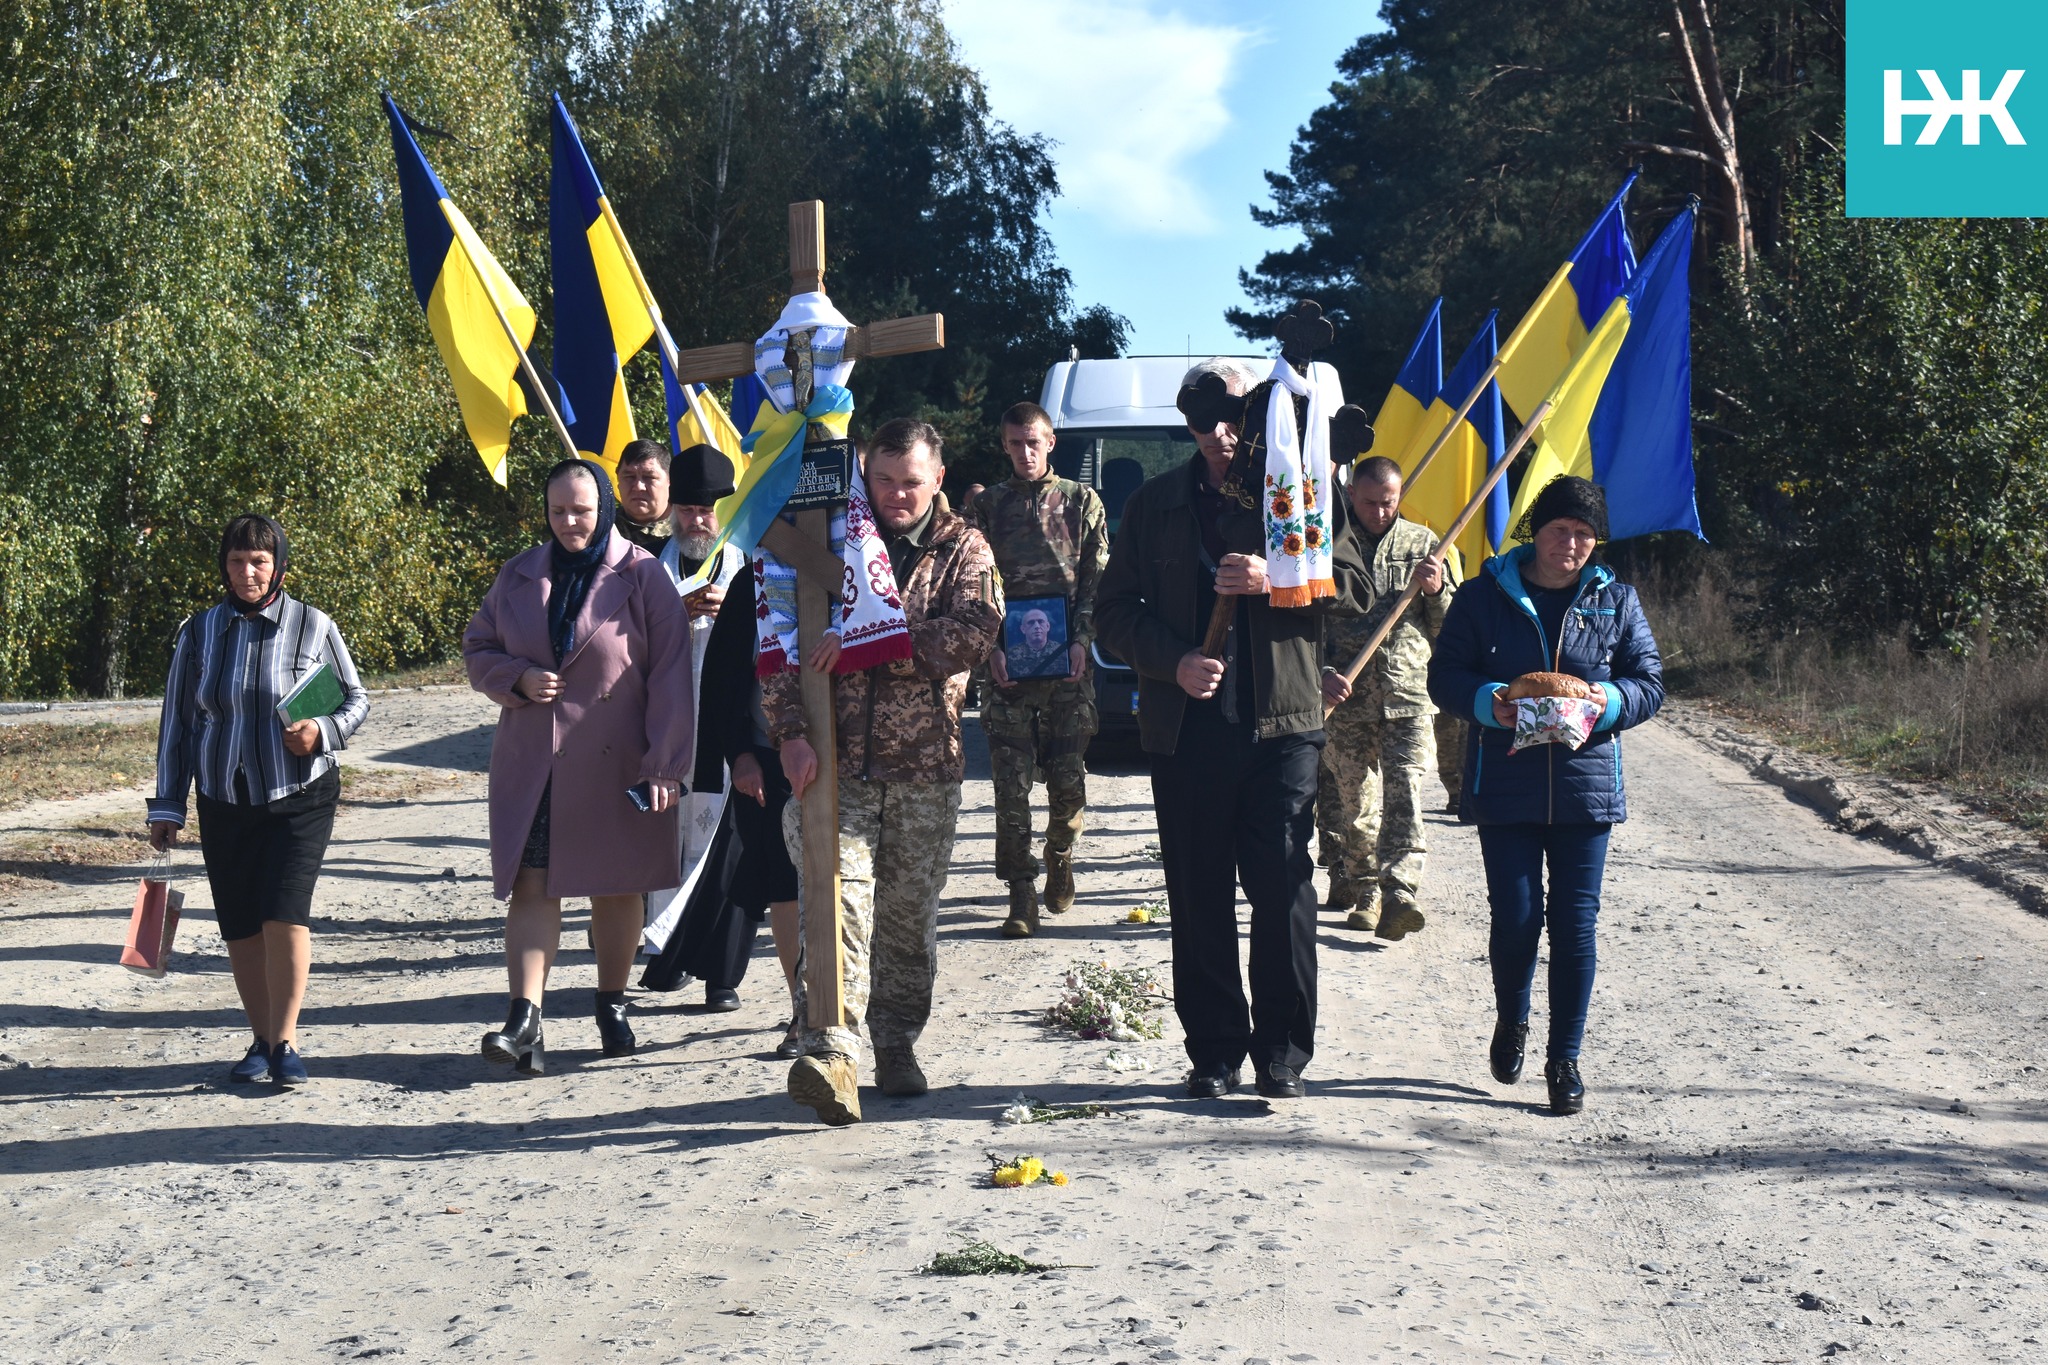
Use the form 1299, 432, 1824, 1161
1053, 426, 1198, 531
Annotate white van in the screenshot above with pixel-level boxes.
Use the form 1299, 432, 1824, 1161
1035, 354, 1270, 733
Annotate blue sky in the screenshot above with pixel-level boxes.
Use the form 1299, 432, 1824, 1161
943, 0, 1385, 361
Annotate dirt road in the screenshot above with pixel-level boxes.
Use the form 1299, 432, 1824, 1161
3, 690, 2045, 1363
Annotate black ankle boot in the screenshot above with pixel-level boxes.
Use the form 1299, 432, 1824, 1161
482, 998, 545, 1075
1489, 1017, 1529, 1085
1545, 1057, 1585, 1115
595, 990, 636, 1057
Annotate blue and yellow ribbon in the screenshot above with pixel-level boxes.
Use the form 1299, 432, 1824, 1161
676, 385, 854, 591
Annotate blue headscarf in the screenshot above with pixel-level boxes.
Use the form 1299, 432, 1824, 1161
543, 459, 618, 664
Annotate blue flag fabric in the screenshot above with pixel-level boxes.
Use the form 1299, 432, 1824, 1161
1589, 203, 1703, 541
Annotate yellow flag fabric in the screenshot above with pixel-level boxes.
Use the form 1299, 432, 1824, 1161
1400, 409, 1495, 571
1494, 263, 1580, 427
1504, 296, 1633, 545
1372, 386, 1431, 479
388, 96, 537, 486
433, 202, 536, 487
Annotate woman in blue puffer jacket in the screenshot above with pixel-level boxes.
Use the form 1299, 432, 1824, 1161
1427, 476, 1663, 1116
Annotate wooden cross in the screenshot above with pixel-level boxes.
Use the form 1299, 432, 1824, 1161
669, 200, 945, 1040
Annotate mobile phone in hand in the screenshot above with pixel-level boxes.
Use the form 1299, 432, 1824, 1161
625, 781, 654, 813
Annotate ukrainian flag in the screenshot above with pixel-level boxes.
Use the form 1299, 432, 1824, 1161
1398, 312, 1507, 571
549, 96, 656, 484
657, 344, 750, 531
1369, 300, 1441, 469
384, 95, 534, 486
1495, 171, 1639, 425
1505, 203, 1701, 543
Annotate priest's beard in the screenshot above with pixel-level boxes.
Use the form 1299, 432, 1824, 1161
676, 530, 719, 562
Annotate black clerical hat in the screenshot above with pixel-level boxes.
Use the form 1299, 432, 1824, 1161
671, 443, 737, 507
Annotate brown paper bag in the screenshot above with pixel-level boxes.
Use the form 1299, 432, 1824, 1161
121, 856, 183, 977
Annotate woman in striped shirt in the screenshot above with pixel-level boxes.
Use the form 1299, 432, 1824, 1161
147, 514, 370, 1087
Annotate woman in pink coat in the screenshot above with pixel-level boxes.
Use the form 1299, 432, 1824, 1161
463, 459, 695, 1075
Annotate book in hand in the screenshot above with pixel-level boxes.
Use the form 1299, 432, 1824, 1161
275, 660, 343, 727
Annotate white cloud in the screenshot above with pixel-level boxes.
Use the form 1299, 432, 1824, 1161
944, 0, 1256, 236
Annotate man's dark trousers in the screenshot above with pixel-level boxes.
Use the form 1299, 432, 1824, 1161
1151, 698, 1322, 1073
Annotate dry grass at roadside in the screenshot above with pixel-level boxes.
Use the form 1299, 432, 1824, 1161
363, 658, 466, 690
1640, 568, 2048, 839
0, 722, 159, 811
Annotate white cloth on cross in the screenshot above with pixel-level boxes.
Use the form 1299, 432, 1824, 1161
1262, 356, 1341, 606
754, 291, 853, 414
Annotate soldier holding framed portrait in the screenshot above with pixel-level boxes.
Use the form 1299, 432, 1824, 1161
965, 402, 1109, 940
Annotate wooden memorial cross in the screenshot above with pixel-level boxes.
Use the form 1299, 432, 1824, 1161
668, 199, 945, 1039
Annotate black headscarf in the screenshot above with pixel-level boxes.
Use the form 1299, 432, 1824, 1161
219, 514, 290, 615
543, 458, 618, 664
1513, 475, 1610, 544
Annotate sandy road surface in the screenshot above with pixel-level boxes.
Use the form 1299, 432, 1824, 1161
3, 690, 2046, 1363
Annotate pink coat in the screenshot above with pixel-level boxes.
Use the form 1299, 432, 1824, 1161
462, 531, 695, 899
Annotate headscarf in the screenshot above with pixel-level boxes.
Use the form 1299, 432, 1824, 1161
543, 458, 618, 665
219, 514, 290, 615
1513, 475, 1610, 544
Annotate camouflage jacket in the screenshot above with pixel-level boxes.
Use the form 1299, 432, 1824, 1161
966, 475, 1108, 647
1322, 516, 1458, 720
763, 507, 1003, 784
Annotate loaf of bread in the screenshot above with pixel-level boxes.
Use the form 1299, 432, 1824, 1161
1504, 671, 1593, 701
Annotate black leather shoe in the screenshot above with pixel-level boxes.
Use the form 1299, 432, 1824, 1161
703, 985, 742, 1013
1254, 1062, 1306, 1099
595, 991, 637, 1056
1489, 1018, 1529, 1085
482, 997, 544, 1075
1184, 1062, 1241, 1098
1545, 1058, 1585, 1115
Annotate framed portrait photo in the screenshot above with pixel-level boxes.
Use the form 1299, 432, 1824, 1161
1004, 595, 1070, 681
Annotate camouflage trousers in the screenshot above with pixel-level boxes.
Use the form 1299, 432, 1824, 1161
783, 778, 962, 1064
985, 679, 1097, 884
1316, 706, 1436, 909
1434, 712, 1467, 803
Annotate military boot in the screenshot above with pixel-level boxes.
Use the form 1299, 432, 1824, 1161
1345, 885, 1382, 933
1043, 847, 1075, 915
1000, 880, 1041, 939
787, 1052, 862, 1126
874, 1045, 929, 1097
1376, 894, 1427, 942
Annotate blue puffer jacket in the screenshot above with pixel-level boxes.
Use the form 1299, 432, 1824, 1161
1426, 546, 1663, 826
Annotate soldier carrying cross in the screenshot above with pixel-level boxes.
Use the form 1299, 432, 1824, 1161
671, 202, 1001, 1125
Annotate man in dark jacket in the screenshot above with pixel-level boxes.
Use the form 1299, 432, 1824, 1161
1096, 357, 1367, 1101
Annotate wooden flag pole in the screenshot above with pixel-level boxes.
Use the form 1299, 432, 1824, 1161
1393, 352, 1504, 505
1328, 399, 1553, 709
435, 202, 580, 466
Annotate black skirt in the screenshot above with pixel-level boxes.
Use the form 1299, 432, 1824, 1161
195, 767, 341, 941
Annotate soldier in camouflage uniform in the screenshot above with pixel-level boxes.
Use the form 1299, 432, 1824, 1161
1317, 457, 1457, 942
965, 401, 1109, 940
770, 419, 1002, 1125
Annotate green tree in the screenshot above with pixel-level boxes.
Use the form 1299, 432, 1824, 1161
1705, 170, 2048, 651
0, 0, 552, 698
1232, 1, 1841, 383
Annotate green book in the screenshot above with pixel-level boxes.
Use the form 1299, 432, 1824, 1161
276, 660, 344, 726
